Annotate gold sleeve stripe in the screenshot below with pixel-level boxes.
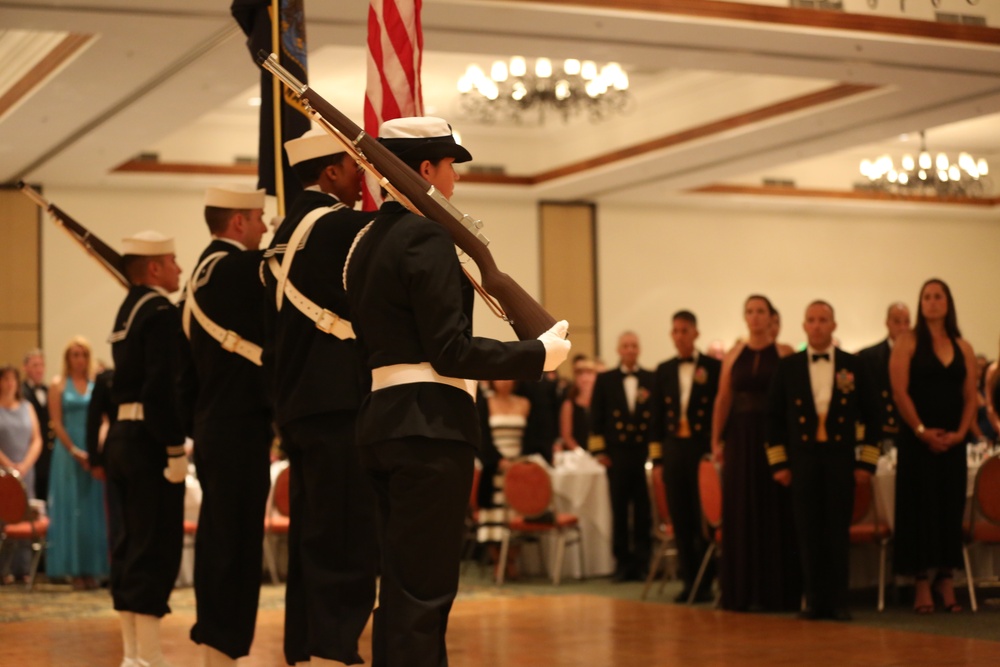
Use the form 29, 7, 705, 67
166, 445, 186, 457
649, 442, 662, 460
588, 434, 606, 453
859, 445, 881, 465
766, 445, 788, 465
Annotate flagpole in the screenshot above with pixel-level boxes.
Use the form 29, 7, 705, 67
271, 0, 285, 215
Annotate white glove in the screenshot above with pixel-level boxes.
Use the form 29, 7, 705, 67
537, 319, 571, 372
164, 455, 188, 484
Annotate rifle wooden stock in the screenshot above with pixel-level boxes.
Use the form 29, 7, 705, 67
17, 181, 129, 288
258, 52, 556, 341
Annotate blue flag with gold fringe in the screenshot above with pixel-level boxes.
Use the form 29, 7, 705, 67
232, 0, 311, 211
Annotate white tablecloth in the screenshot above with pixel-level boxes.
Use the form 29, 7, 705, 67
176, 470, 202, 587
519, 450, 615, 579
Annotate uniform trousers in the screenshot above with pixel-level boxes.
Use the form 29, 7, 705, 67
190, 416, 272, 659
281, 413, 378, 666
607, 446, 652, 577
789, 444, 854, 614
661, 436, 713, 591
359, 437, 475, 667
105, 422, 185, 617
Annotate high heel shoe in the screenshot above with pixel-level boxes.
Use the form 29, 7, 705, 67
933, 574, 963, 613
913, 576, 934, 614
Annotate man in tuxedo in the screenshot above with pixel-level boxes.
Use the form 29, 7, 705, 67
857, 302, 911, 453
766, 300, 881, 621
590, 331, 655, 581
183, 186, 272, 667
21, 350, 52, 502
261, 130, 378, 667
650, 311, 721, 601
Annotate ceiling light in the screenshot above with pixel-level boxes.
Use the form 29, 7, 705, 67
859, 130, 992, 198
457, 56, 633, 124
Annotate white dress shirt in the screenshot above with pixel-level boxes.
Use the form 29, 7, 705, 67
807, 346, 834, 418
621, 365, 638, 413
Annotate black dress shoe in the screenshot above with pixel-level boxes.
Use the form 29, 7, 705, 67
673, 589, 692, 603
611, 569, 629, 583
797, 609, 821, 620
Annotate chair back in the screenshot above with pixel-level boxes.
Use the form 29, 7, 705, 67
973, 453, 1000, 526
272, 465, 291, 517
504, 460, 553, 518
0, 468, 29, 524
697, 456, 722, 528
470, 465, 482, 513
651, 471, 670, 528
851, 475, 874, 525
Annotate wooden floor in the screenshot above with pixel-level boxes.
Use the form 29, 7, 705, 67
3, 593, 1000, 666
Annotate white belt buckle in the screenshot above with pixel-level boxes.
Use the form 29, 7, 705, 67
315, 309, 339, 334
220, 330, 242, 353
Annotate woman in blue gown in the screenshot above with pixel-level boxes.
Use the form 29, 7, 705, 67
46, 337, 109, 589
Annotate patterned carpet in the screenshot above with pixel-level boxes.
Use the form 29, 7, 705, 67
3, 568, 999, 643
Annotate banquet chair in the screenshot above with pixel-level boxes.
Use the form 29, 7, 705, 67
961, 452, 1000, 612
460, 465, 483, 571
0, 467, 49, 591
688, 456, 722, 605
496, 459, 582, 585
641, 469, 677, 600
263, 463, 291, 585
849, 474, 892, 611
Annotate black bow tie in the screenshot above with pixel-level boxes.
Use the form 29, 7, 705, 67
811, 353, 830, 362
678, 357, 695, 364
622, 371, 637, 378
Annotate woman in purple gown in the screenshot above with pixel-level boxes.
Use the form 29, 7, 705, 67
712, 295, 800, 612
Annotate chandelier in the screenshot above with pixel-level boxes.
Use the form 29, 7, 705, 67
859, 131, 991, 198
457, 56, 632, 124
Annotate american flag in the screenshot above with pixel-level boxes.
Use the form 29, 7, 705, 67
362, 0, 424, 211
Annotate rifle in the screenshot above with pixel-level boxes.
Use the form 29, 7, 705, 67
257, 52, 557, 341
17, 181, 129, 288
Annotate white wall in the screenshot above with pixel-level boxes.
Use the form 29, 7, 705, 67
595, 199, 1000, 368
39, 186, 1000, 376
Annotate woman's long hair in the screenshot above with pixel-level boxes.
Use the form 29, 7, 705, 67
913, 278, 961, 349
61, 335, 94, 380
744, 293, 776, 315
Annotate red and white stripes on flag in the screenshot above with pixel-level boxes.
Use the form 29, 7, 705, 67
363, 0, 424, 210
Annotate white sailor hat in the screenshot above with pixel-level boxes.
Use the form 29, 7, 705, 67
122, 230, 175, 256
204, 186, 266, 210
284, 128, 343, 166
378, 117, 472, 163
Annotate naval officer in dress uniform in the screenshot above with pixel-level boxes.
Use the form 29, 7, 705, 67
589, 331, 656, 581
858, 302, 911, 454
105, 231, 193, 667
650, 311, 721, 601
261, 129, 377, 667
766, 300, 881, 620
183, 186, 272, 667
344, 116, 571, 667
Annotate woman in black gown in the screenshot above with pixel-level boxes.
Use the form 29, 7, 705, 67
559, 359, 596, 452
890, 278, 978, 613
712, 295, 799, 611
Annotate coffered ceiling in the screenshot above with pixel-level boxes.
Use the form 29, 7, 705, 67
2, 0, 999, 207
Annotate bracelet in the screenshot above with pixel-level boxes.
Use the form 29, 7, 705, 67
916, 424, 926, 435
